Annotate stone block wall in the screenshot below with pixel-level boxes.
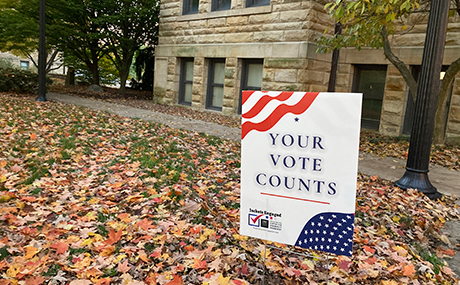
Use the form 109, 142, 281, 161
154, 0, 460, 140
154, 0, 335, 116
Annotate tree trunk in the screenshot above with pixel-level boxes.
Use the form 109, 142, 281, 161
432, 57, 460, 145
65, 67, 75, 86
88, 63, 100, 86
117, 53, 135, 95
119, 71, 129, 95
381, 26, 418, 103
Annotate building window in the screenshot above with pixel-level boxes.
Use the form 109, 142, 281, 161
183, 0, 199, 14
352, 65, 387, 130
239, 59, 263, 114
179, 58, 194, 106
206, 59, 225, 111
212, 0, 231, 11
20, 61, 29, 70
246, 0, 269, 7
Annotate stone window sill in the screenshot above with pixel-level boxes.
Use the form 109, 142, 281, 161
178, 5, 272, 22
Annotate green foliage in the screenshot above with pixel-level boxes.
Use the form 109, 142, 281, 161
0, 67, 52, 93
317, 0, 424, 53
0, 58, 15, 69
131, 46, 155, 91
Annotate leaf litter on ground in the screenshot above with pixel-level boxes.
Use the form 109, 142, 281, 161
0, 93, 459, 284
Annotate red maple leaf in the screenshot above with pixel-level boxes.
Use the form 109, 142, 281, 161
117, 259, 131, 273
138, 218, 155, 231
165, 274, 183, 285
51, 241, 69, 254
338, 260, 352, 272
104, 229, 123, 246
192, 258, 207, 270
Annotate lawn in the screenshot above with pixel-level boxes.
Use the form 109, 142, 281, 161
0, 93, 459, 285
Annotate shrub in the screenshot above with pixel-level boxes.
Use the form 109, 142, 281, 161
0, 67, 52, 93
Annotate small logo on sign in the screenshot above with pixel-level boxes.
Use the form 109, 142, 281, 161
248, 214, 263, 227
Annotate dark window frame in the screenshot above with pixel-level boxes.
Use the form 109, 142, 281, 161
183, 0, 199, 15
20, 61, 29, 70
212, 0, 231, 11
178, 58, 194, 106
239, 59, 263, 114
246, 0, 269, 8
352, 64, 388, 130
206, 58, 226, 111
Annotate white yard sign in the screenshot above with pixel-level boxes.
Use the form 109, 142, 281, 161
240, 91, 362, 256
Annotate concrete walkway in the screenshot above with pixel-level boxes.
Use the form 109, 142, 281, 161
47, 92, 460, 275
48, 92, 459, 197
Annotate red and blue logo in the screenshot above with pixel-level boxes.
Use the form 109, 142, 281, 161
248, 214, 272, 228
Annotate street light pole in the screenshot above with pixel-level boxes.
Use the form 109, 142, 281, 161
37, 0, 47, 102
395, 0, 450, 199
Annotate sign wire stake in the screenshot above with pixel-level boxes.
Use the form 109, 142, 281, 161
262, 239, 267, 285
325, 252, 331, 285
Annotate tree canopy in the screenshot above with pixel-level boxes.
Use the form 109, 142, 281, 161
317, 0, 460, 144
0, 0, 160, 91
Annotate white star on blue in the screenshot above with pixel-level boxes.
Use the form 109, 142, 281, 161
296, 212, 355, 256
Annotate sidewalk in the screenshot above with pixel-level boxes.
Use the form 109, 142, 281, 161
47, 91, 460, 275
48, 92, 459, 197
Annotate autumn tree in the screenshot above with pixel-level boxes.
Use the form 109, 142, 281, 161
51, 0, 109, 86
317, 0, 460, 144
96, 0, 159, 94
0, 0, 62, 73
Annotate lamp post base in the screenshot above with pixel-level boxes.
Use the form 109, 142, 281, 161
394, 167, 442, 200
36, 96, 47, 102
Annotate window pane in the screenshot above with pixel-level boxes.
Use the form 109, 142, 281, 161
213, 62, 225, 84
214, 0, 231, 10
185, 61, 194, 81
20, 61, 29, 70
247, 63, 263, 88
247, 0, 269, 7
184, 83, 193, 103
212, 86, 223, 107
184, 0, 199, 14
191, 0, 199, 12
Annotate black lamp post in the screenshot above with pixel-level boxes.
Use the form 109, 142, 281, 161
395, 0, 450, 199
37, 0, 47, 102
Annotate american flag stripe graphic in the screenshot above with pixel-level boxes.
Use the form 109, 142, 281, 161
241, 91, 320, 140
296, 212, 355, 256
242, 92, 294, 119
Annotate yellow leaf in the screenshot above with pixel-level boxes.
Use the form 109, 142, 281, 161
302, 260, 315, 270
218, 274, 230, 285
0, 175, 6, 183
25, 246, 39, 259
232, 234, 248, 241
440, 234, 451, 245
81, 238, 94, 247
197, 234, 207, 244
72, 256, 93, 269
401, 25, 409, 30
6, 264, 22, 278
88, 198, 99, 204
16, 201, 25, 209
85, 212, 97, 221
100, 246, 116, 257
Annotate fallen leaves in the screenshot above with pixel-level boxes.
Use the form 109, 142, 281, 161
0, 93, 459, 285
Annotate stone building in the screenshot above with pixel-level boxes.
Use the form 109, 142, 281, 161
153, 0, 460, 142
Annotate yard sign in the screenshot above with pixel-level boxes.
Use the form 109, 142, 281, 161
240, 91, 362, 257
